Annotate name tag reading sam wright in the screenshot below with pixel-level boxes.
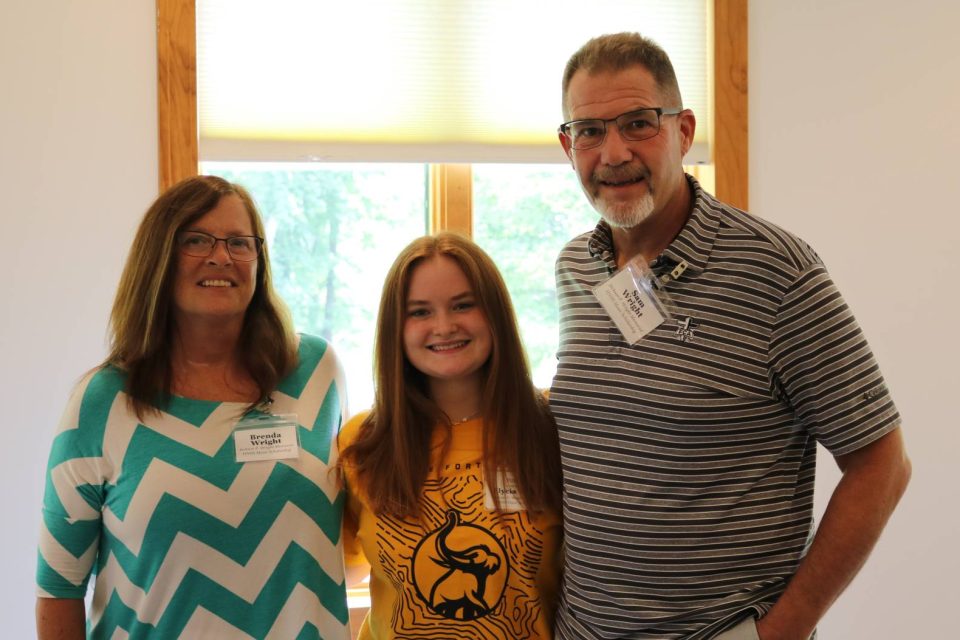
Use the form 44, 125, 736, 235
594, 266, 666, 344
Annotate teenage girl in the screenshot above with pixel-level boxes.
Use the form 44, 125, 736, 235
339, 232, 563, 639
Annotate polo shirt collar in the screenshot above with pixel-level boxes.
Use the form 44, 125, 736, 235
586, 174, 720, 275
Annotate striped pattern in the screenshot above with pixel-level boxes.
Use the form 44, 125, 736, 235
37, 334, 351, 639
550, 178, 900, 639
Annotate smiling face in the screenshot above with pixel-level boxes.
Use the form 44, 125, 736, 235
560, 64, 695, 230
402, 255, 493, 391
172, 193, 258, 329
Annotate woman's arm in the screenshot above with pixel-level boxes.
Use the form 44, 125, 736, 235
36, 597, 85, 640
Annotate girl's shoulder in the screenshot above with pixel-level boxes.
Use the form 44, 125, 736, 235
339, 409, 372, 449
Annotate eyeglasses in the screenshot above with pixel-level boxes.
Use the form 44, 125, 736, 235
558, 107, 682, 150
176, 230, 264, 262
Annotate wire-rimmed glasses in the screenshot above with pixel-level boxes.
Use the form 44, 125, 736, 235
559, 107, 682, 150
176, 231, 264, 262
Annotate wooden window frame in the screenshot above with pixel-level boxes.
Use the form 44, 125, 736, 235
154, 4, 746, 635
157, 0, 198, 193
157, 0, 748, 225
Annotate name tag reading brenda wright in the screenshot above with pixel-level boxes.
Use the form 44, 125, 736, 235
233, 414, 301, 463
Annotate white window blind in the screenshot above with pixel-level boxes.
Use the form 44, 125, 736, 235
198, 0, 708, 164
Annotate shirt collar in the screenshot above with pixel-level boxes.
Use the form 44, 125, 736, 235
586, 174, 721, 275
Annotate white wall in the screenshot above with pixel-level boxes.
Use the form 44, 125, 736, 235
0, 0, 157, 635
751, 1, 959, 637
2, 1, 956, 637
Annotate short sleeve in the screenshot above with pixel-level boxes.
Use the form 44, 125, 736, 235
37, 373, 110, 598
341, 499, 366, 570
338, 412, 371, 570
770, 264, 900, 456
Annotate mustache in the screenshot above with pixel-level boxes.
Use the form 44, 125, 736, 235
592, 164, 649, 185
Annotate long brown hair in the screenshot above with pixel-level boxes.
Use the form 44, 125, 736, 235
341, 233, 562, 518
106, 175, 297, 418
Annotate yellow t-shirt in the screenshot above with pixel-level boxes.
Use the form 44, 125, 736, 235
340, 411, 562, 639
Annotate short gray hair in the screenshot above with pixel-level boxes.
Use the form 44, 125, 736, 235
562, 32, 682, 118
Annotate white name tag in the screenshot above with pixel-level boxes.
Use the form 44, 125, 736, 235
484, 469, 526, 512
233, 414, 300, 463
594, 265, 666, 344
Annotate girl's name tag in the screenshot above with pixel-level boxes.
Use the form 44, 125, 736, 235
484, 469, 526, 512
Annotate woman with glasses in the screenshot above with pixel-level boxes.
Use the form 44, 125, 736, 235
339, 233, 563, 639
36, 176, 351, 639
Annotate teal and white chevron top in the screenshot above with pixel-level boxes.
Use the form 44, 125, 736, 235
37, 334, 351, 639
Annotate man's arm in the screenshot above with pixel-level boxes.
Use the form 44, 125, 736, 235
36, 597, 85, 640
756, 427, 911, 640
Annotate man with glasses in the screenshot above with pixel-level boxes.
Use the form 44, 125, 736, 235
549, 32, 910, 640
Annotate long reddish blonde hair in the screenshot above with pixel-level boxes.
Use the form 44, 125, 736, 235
341, 233, 562, 518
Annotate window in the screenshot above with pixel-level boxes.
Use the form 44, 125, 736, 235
157, 0, 747, 190
472, 164, 598, 387
201, 162, 428, 409
194, 0, 711, 165
162, 0, 744, 386
158, 4, 746, 629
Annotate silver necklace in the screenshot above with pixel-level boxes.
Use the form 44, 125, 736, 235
452, 411, 480, 424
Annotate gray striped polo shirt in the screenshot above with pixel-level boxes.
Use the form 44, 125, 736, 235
550, 176, 900, 640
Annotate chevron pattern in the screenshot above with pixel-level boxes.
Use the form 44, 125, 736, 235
37, 335, 351, 639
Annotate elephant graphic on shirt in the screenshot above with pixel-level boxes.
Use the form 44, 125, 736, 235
412, 509, 508, 620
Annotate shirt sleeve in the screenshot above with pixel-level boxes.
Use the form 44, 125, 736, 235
769, 263, 901, 456
340, 496, 367, 570
37, 374, 109, 598
338, 412, 371, 570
